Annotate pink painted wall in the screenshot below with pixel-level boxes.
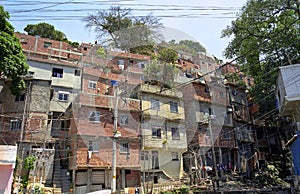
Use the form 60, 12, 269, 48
0, 165, 14, 194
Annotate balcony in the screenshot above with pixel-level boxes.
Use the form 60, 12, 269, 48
196, 112, 209, 124
277, 64, 300, 115
138, 83, 183, 98
76, 93, 140, 111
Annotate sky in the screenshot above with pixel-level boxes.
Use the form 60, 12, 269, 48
2, 0, 248, 60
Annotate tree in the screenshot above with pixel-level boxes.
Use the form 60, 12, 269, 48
24, 22, 66, 41
156, 47, 178, 64
221, 0, 300, 112
24, 22, 79, 47
178, 40, 206, 53
160, 39, 206, 55
82, 6, 163, 50
0, 6, 28, 95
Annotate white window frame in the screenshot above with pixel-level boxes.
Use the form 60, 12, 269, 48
120, 142, 129, 154
10, 119, 22, 131
138, 62, 146, 68
88, 81, 97, 89
150, 99, 160, 110
89, 111, 100, 123
88, 141, 99, 152
120, 114, 129, 125
58, 91, 69, 101
141, 151, 149, 160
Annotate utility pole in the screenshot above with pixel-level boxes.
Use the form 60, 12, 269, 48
16, 82, 31, 193
208, 115, 219, 190
111, 81, 120, 193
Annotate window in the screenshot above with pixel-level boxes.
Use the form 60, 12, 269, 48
223, 128, 231, 140
120, 142, 129, 153
88, 141, 99, 152
10, 119, 22, 131
58, 92, 69, 101
152, 127, 161, 138
172, 152, 179, 161
44, 41, 52, 48
232, 90, 238, 96
15, 93, 25, 102
150, 99, 160, 110
74, 69, 81, 76
52, 68, 63, 78
141, 151, 149, 160
27, 71, 35, 77
118, 60, 125, 71
138, 62, 146, 68
204, 86, 210, 93
20, 38, 28, 44
117, 60, 124, 66
171, 127, 180, 140
83, 47, 88, 51
169, 101, 178, 113
220, 92, 225, 98
120, 115, 128, 125
89, 111, 100, 122
88, 81, 97, 89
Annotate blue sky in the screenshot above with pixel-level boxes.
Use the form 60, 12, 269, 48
3, 0, 247, 60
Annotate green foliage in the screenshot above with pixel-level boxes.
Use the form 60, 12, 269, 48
20, 176, 29, 188
24, 22, 79, 47
34, 186, 44, 194
178, 40, 206, 53
145, 61, 178, 88
24, 22, 66, 40
83, 6, 162, 50
157, 47, 178, 64
130, 44, 155, 57
0, 6, 28, 95
224, 72, 247, 89
145, 61, 162, 81
23, 156, 36, 171
254, 162, 290, 188
221, 0, 300, 112
160, 39, 206, 55
96, 47, 107, 58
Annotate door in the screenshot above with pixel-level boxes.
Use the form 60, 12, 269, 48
152, 151, 159, 169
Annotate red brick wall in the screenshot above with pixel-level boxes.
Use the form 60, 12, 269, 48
74, 136, 141, 168
16, 33, 81, 61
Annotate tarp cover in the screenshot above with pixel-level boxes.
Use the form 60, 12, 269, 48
291, 131, 300, 175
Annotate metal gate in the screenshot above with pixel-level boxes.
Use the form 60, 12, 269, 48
92, 170, 105, 184
76, 171, 88, 185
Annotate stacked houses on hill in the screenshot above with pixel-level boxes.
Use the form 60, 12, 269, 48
0, 33, 278, 193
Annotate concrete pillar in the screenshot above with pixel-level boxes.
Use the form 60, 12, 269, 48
72, 169, 76, 193
219, 147, 223, 164
121, 168, 126, 189
87, 168, 92, 193
105, 169, 110, 189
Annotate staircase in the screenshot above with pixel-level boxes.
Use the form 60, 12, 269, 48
53, 142, 71, 194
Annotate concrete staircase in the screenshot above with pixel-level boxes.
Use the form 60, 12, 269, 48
53, 142, 71, 194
